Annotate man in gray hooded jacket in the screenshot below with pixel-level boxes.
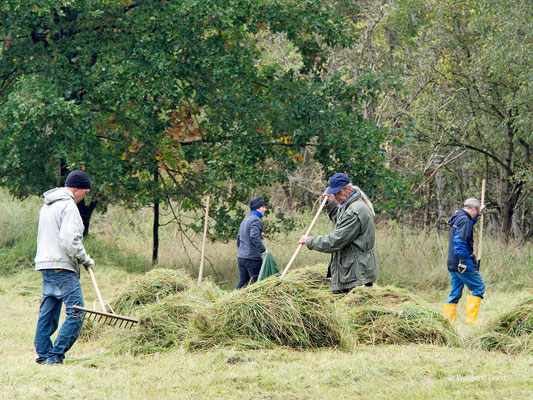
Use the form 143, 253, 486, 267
34, 170, 95, 365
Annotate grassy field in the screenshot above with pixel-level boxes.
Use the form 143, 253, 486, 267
0, 191, 532, 399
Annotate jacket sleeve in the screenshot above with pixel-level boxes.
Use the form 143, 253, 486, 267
306, 209, 361, 253
324, 201, 339, 223
249, 220, 266, 253
59, 207, 92, 266
453, 218, 475, 269
237, 233, 240, 249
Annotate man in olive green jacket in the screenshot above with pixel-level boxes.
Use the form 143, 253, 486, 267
299, 173, 378, 293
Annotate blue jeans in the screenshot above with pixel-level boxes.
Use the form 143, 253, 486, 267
235, 258, 262, 289
34, 269, 84, 363
446, 270, 486, 304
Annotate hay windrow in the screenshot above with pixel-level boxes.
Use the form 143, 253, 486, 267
340, 285, 422, 309
119, 280, 223, 354
98, 264, 474, 353
284, 264, 330, 291
484, 296, 533, 337
187, 277, 348, 350
474, 332, 532, 355
472, 296, 533, 354
78, 318, 105, 342
111, 268, 194, 313
347, 305, 461, 346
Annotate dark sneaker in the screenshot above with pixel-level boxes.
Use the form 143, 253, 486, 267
36, 357, 47, 364
45, 355, 64, 365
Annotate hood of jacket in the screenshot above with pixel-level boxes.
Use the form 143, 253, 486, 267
448, 209, 471, 227
43, 187, 76, 205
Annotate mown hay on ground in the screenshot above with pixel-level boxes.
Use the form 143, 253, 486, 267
111, 268, 194, 314
346, 305, 461, 346
340, 285, 421, 309
283, 264, 330, 291
187, 277, 348, 350
473, 296, 533, 354
116, 280, 223, 354
100, 264, 468, 353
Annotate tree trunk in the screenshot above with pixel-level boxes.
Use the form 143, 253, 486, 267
500, 121, 517, 240
152, 170, 159, 265
77, 199, 98, 237
59, 158, 68, 186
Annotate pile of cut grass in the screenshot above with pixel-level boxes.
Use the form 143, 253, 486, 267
111, 268, 194, 314
93, 265, 466, 353
339, 285, 460, 346
473, 297, 533, 354
187, 277, 348, 350
129, 280, 223, 354
283, 264, 330, 291
346, 305, 461, 346
340, 285, 421, 309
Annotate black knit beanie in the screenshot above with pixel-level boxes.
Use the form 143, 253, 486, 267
65, 170, 92, 189
250, 198, 266, 211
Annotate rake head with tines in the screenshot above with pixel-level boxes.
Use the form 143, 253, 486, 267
72, 305, 138, 329
75, 266, 138, 329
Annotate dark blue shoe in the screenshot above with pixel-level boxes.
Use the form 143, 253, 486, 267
45, 355, 64, 365
36, 357, 47, 364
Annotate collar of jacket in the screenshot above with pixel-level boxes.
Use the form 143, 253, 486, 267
250, 210, 263, 219
339, 190, 360, 213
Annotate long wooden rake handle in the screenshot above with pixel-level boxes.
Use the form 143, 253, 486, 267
477, 179, 486, 262
198, 196, 210, 283
280, 196, 328, 278
88, 266, 107, 313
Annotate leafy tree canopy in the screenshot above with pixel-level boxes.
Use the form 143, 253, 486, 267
0, 0, 405, 240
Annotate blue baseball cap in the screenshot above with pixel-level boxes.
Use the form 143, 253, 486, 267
326, 173, 350, 194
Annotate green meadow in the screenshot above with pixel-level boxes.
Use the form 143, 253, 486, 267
1, 191, 531, 399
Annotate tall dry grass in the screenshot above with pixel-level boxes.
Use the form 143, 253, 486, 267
1, 189, 531, 292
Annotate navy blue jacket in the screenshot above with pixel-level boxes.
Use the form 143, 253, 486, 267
237, 212, 266, 261
447, 209, 478, 272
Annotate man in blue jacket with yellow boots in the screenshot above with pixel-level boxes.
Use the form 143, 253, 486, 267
444, 198, 485, 326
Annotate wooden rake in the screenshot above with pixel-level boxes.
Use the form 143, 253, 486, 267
280, 196, 328, 278
73, 267, 138, 329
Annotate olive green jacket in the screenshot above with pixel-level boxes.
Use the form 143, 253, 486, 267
306, 191, 378, 292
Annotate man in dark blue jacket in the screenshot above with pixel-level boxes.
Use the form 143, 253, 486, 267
444, 198, 485, 325
235, 198, 267, 289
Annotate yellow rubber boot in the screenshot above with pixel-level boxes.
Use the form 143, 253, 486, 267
465, 295, 482, 324
443, 303, 457, 326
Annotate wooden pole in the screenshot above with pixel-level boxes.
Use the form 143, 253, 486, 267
477, 179, 486, 262
280, 196, 329, 278
198, 196, 210, 283
88, 267, 107, 313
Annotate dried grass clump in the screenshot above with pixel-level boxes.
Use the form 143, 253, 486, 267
340, 285, 421, 309
347, 305, 461, 346
122, 280, 223, 354
473, 297, 533, 354
111, 268, 194, 313
78, 318, 105, 342
187, 277, 347, 350
284, 264, 330, 291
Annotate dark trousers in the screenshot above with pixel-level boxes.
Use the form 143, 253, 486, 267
235, 257, 262, 289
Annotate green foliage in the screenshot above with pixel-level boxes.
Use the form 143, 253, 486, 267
0, 0, 404, 240
396, 0, 533, 235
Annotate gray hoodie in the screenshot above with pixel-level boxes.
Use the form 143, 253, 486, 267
34, 187, 94, 275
